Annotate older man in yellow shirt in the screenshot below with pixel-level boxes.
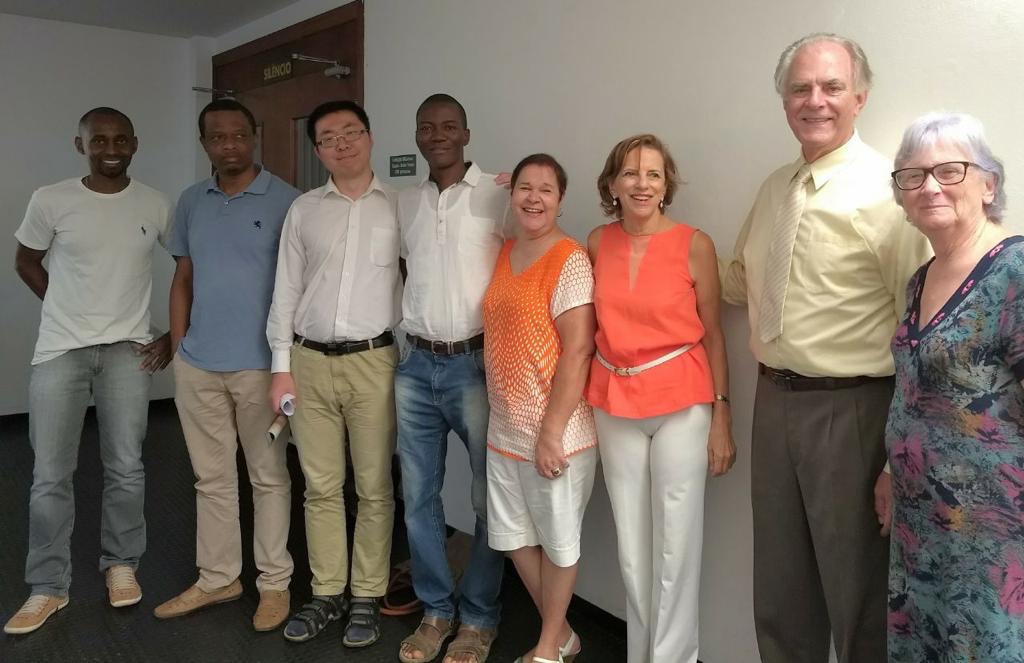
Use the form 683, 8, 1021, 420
721, 33, 931, 663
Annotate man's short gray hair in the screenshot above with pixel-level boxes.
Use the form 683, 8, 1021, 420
774, 33, 873, 95
892, 112, 1007, 223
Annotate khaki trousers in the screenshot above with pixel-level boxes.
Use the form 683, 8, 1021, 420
751, 373, 892, 663
290, 342, 397, 597
173, 357, 293, 592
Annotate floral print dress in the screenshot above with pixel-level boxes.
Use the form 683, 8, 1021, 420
887, 236, 1024, 662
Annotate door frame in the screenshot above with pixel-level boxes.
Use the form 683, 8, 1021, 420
211, 1, 364, 186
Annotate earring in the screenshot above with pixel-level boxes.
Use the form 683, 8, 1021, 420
557, 208, 564, 218
659, 198, 665, 209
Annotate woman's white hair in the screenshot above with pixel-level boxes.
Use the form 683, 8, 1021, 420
892, 112, 1006, 223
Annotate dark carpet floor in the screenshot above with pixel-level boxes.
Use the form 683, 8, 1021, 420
0, 399, 626, 663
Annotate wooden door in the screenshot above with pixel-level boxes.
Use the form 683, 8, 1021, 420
212, 2, 364, 189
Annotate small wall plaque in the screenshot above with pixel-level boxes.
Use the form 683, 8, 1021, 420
390, 154, 417, 177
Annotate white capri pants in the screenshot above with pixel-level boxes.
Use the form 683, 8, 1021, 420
595, 404, 711, 663
486, 446, 598, 567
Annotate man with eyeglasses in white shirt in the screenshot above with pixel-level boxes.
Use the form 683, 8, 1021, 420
267, 100, 401, 649
396, 93, 508, 663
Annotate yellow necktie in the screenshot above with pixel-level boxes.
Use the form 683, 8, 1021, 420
759, 164, 812, 343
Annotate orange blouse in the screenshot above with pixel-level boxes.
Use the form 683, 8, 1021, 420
483, 238, 596, 461
585, 221, 714, 418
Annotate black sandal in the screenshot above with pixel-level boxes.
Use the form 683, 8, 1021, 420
282, 594, 347, 643
343, 597, 381, 648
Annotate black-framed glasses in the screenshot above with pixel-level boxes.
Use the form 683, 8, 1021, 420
315, 129, 368, 149
891, 161, 977, 190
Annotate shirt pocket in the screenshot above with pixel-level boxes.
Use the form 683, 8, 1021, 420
370, 227, 399, 267
796, 226, 867, 296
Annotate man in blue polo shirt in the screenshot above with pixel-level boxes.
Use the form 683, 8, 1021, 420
154, 99, 300, 632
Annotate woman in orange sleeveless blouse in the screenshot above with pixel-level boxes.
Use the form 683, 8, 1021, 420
585, 135, 736, 663
482, 154, 596, 663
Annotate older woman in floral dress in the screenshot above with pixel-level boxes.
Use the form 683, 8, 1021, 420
883, 112, 1024, 662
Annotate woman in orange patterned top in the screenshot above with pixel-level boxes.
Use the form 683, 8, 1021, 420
586, 134, 736, 663
482, 153, 596, 663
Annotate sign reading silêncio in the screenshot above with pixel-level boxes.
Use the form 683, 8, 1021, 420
263, 60, 292, 83
390, 154, 416, 177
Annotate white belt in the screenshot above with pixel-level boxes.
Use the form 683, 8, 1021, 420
595, 344, 693, 377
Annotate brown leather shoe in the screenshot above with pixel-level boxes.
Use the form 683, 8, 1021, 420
253, 589, 290, 632
153, 580, 242, 619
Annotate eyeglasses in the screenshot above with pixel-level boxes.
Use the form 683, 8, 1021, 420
891, 161, 977, 191
315, 129, 368, 149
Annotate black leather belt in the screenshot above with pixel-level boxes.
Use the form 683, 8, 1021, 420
758, 363, 892, 392
408, 333, 484, 356
296, 331, 394, 356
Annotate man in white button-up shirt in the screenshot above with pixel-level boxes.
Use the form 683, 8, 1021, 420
396, 94, 508, 663
266, 101, 401, 649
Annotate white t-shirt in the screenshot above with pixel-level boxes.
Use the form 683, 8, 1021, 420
15, 177, 172, 365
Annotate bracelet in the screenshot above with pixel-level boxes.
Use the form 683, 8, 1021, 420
713, 393, 730, 403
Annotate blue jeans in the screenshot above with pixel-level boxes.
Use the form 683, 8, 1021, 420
395, 346, 503, 628
25, 342, 151, 595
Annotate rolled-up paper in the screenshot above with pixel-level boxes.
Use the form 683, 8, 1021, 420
267, 414, 288, 444
280, 393, 296, 417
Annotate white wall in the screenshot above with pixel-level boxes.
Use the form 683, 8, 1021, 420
362, 2, 1024, 661
189, 36, 219, 177
2, 1, 1022, 661
0, 13, 200, 414
210, 1, 1024, 662
215, 0, 341, 52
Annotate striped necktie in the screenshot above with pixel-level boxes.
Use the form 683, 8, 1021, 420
759, 164, 812, 343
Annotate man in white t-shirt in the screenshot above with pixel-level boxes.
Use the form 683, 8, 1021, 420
4, 107, 172, 636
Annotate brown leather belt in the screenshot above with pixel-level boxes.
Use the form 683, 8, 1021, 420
758, 363, 892, 391
295, 331, 394, 356
408, 333, 484, 356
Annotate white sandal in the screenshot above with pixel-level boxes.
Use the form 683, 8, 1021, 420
561, 629, 581, 662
